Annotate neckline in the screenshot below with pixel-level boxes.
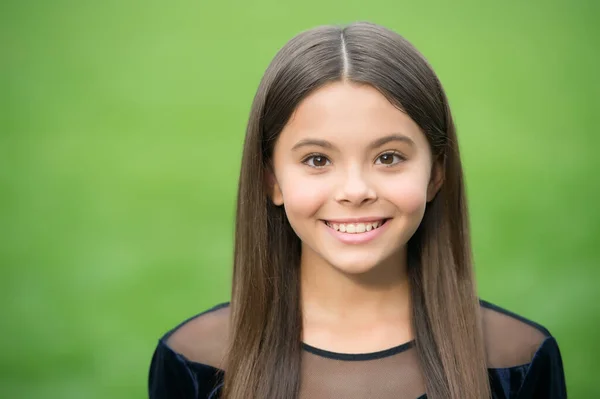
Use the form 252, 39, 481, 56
301, 339, 414, 361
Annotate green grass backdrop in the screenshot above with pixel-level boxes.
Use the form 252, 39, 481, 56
1, 0, 599, 397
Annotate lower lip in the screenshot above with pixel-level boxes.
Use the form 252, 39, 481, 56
321, 220, 390, 245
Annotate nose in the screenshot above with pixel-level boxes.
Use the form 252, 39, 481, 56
334, 166, 377, 206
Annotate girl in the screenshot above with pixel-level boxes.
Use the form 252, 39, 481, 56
148, 22, 567, 399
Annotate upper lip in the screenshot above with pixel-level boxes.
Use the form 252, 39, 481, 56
322, 217, 390, 223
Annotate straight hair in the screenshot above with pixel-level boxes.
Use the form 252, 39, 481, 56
223, 22, 490, 399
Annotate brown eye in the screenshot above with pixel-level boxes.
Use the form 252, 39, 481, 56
313, 156, 327, 166
380, 154, 394, 164
376, 152, 403, 166
304, 155, 331, 168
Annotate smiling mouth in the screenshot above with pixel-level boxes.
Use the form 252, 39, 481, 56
322, 219, 390, 234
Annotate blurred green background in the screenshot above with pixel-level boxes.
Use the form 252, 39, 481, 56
1, 0, 598, 397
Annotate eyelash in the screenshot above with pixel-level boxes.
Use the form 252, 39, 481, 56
301, 151, 405, 168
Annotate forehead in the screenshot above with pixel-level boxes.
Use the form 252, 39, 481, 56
278, 81, 427, 149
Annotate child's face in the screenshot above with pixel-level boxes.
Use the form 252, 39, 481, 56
270, 81, 442, 275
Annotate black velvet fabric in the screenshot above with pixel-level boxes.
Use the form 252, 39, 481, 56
149, 340, 224, 399
148, 301, 567, 399
486, 336, 566, 398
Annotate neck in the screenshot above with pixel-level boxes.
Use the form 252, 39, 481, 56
300, 247, 411, 328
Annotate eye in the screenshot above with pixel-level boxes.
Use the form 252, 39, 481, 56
375, 152, 404, 166
303, 154, 331, 168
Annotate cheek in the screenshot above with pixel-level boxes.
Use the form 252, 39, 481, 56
382, 173, 429, 215
279, 171, 329, 218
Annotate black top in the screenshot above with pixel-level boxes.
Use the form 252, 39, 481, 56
148, 300, 567, 398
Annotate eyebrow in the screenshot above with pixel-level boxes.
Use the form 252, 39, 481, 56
291, 133, 415, 151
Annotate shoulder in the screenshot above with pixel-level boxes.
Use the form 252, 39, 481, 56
162, 302, 231, 368
479, 300, 567, 397
148, 302, 230, 399
479, 299, 552, 368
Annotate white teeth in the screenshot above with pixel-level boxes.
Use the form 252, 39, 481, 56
325, 220, 386, 234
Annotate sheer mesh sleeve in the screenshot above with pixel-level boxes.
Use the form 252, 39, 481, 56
481, 300, 548, 368
164, 303, 230, 369
481, 300, 567, 398
148, 303, 230, 399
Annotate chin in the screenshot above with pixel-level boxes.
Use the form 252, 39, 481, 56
325, 254, 384, 275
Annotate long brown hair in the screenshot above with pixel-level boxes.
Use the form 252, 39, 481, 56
224, 22, 489, 399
